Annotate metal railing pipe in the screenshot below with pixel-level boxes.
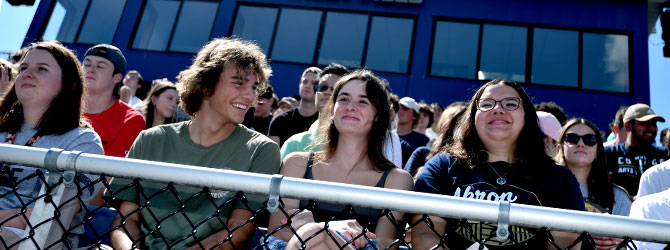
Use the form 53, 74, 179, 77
1, 144, 669, 244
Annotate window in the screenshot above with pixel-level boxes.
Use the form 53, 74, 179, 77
169, 1, 218, 53
365, 16, 414, 73
270, 8, 322, 64
582, 33, 630, 93
42, 0, 125, 44
531, 28, 578, 87
132, 0, 219, 53
231, 5, 278, 53
479, 24, 527, 82
430, 21, 479, 78
317, 12, 368, 68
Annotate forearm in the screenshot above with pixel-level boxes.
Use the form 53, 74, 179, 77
0, 207, 32, 229
110, 216, 142, 250
187, 221, 255, 250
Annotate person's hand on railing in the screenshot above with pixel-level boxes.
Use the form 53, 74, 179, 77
591, 235, 622, 250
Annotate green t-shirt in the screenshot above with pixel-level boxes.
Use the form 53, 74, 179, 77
106, 121, 280, 249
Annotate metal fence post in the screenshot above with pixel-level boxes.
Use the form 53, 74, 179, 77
18, 149, 80, 250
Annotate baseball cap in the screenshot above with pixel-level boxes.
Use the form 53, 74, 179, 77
623, 103, 665, 123
399, 97, 420, 114
278, 97, 298, 108
85, 44, 127, 74
537, 111, 562, 141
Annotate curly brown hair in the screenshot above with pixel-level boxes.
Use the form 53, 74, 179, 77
177, 37, 272, 117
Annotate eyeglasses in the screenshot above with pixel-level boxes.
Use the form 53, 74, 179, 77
564, 133, 598, 147
315, 84, 333, 93
477, 97, 521, 112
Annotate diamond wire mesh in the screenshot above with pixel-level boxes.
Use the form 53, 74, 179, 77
0, 172, 655, 250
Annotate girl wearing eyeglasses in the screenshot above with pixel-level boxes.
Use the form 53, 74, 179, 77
555, 118, 632, 249
411, 80, 585, 250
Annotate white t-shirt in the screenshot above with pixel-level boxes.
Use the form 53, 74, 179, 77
638, 160, 670, 198
128, 96, 144, 111
629, 188, 670, 250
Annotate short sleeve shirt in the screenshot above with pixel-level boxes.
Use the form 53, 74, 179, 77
268, 108, 318, 146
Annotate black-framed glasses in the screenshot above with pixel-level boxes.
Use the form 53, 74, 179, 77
315, 84, 333, 93
477, 97, 521, 112
564, 133, 598, 146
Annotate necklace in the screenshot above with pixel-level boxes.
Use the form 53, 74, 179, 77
487, 162, 512, 185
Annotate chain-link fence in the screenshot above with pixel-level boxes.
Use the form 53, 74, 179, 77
1, 144, 669, 250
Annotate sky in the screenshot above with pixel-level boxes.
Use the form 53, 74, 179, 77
1, 0, 669, 142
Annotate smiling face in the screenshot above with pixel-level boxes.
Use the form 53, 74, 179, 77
201, 63, 258, 125
152, 88, 178, 120
629, 120, 658, 147
562, 123, 598, 168
15, 49, 63, 111
331, 80, 376, 136
474, 84, 525, 149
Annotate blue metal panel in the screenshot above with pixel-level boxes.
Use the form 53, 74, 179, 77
22, 0, 650, 131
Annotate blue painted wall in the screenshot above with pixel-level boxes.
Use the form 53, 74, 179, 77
23, 0, 649, 131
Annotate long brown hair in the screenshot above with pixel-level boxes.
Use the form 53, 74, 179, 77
315, 69, 394, 171
142, 81, 177, 129
556, 118, 615, 210
446, 80, 552, 175
0, 41, 89, 135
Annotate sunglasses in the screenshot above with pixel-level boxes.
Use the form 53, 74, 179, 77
564, 133, 598, 147
315, 84, 334, 93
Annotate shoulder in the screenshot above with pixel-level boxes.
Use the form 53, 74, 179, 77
136, 122, 184, 142
385, 167, 414, 190
236, 125, 278, 149
603, 143, 622, 154
612, 184, 633, 202
271, 109, 295, 122
281, 151, 312, 177
58, 127, 104, 154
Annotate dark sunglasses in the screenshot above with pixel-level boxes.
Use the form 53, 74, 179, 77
564, 133, 598, 146
314, 84, 333, 93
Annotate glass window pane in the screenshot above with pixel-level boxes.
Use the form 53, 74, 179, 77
41, 0, 89, 43
479, 24, 527, 82
77, 0, 127, 44
169, 1, 219, 53
271, 8, 322, 64
582, 33, 630, 93
132, 0, 180, 51
431, 21, 479, 78
365, 16, 413, 73
317, 12, 368, 68
531, 28, 578, 87
231, 5, 278, 53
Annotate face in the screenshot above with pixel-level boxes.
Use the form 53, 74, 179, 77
254, 97, 274, 117
630, 120, 658, 146
474, 84, 525, 148
562, 124, 598, 167
417, 112, 430, 129
315, 73, 341, 110
202, 63, 258, 125
83, 55, 119, 95
15, 49, 63, 109
331, 80, 376, 135
123, 74, 140, 90
298, 72, 318, 102
397, 105, 416, 125
152, 88, 178, 120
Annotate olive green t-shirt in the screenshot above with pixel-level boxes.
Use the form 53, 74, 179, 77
106, 121, 280, 249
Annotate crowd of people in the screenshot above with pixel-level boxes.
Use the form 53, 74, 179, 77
0, 37, 669, 250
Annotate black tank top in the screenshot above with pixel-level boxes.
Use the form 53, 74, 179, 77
298, 152, 392, 232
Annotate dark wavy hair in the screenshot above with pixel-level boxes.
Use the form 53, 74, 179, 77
446, 79, 553, 175
177, 37, 272, 117
315, 69, 394, 171
555, 118, 615, 211
142, 81, 177, 129
0, 41, 89, 135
